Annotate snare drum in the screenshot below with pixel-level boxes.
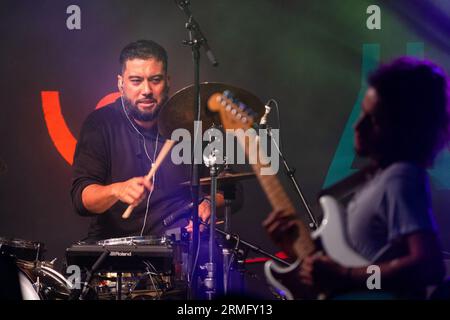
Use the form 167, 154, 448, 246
17, 260, 72, 300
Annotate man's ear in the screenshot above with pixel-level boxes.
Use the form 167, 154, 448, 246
117, 75, 124, 94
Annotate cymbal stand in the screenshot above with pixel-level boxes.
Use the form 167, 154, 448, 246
221, 180, 235, 294
203, 149, 219, 300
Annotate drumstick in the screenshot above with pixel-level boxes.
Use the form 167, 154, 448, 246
122, 139, 176, 219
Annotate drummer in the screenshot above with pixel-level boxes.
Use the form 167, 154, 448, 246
71, 40, 242, 241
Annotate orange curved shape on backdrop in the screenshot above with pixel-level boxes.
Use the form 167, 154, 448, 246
95, 92, 121, 109
41, 91, 77, 165
41, 91, 120, 165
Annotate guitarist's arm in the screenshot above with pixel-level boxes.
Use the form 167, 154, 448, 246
302, 231, 445, 293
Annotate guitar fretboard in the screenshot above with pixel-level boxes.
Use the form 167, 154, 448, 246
236, 133, 315, 260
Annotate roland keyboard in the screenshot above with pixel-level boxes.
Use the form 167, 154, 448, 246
66, 236, 174, 272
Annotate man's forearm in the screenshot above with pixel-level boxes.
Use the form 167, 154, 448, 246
81, 183, 120, 214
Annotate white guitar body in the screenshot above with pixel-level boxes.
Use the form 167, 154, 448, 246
265, 195, 369, 299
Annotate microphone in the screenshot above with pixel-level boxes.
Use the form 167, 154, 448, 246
174, 0, 190, 10
258, 103, 272, 130
163, 202, 194, 227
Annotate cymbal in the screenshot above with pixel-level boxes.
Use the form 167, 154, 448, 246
158, 82, 265, 138
180, 172, 256, 186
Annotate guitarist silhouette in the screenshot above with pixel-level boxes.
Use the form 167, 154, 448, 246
264, 57, 448, 299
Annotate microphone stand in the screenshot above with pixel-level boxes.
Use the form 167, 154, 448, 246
266, 126, 318, 229
78, 249, 110, 300
175, 0, 218, 299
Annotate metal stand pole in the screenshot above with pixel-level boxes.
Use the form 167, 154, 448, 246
175, 0, 218, 299
204, 164, 218, 299
116, 272, 122, 300
222, 200, 232, 294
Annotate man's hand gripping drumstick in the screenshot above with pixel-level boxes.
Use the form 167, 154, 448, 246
122, 139, 175, 219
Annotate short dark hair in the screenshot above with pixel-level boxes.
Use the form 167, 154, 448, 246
369, 57, 449, 166
119, 40, 168, 74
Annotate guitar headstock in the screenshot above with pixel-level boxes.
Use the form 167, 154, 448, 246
207, 90, 259, 131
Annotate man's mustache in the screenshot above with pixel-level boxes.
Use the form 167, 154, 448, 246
136, 97, 157, 104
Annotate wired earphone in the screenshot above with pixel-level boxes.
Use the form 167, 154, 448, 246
119, 85, 159, 236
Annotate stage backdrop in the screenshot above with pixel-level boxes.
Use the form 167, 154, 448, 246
1, 0, 450, 293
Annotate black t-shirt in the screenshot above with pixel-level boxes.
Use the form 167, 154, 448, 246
71, 99, 198, 240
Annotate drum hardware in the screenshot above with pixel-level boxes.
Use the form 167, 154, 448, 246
78, 249, 110, 300
221, 170, 237, 294
91, 270, 181, 300
201, 133, 220, 300
16, 259, 72, 300
32, 275, 40, 292
0, 237, 72, 300
179, 172, 256, 187
200, 220, 290, 290
0, 237, 45, 262
116, 272, 122, 300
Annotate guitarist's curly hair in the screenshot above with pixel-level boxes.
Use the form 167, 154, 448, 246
368, 57, 450, 166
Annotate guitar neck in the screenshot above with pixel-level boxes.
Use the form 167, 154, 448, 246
236, 133, 315, 260
252, 162, 296, 212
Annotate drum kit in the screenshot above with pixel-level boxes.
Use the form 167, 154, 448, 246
0, 82, 293, 300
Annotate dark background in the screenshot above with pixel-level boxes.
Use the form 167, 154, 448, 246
1, 0, 450, 295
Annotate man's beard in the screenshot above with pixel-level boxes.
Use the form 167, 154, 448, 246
122, 95, 166, 122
